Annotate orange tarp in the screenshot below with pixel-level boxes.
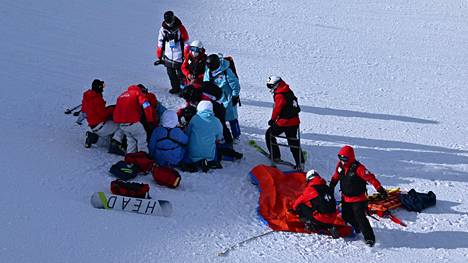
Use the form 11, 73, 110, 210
250, 165, 352, 236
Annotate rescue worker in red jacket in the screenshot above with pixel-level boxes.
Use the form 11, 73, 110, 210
155, 11, 189, 95
265, 76, 304, 170
81, 79, 125, 155
292, 169, 340, 238
329, 145, 388, 247
113, 84, 155, 153
181, 40, 207, 90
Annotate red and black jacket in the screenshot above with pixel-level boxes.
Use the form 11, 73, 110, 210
330, 146, 383, 203
271, 81, 300, 127
181, 48, 207, 88
292, 175, 338, 225
113, 85, 155, 125
81, 89, 113, 127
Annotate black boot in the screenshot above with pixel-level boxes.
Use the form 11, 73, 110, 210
108, 139, 126, 156
365, 239, 375, 247
85, 132, 99, 148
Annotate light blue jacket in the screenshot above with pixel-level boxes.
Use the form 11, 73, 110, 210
186, 110, 223, 162
203, 58, 240, 121
149, 127, 188, 166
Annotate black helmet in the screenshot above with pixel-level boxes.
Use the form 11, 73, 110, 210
164, 11, 175, 25
137, 84, 148, 93
181, 85, 201, 103
91, 79, 104, 93
206, 54, 220, 71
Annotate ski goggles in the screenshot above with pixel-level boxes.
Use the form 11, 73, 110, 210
338, 155, 349, 162
189, 46, 201, 53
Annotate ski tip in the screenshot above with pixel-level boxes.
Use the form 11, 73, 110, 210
90, 192, 106, 209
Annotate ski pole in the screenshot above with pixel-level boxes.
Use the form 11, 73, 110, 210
73, 110, 82, 116
218, 230, 275, 257
64, 104, 82, 114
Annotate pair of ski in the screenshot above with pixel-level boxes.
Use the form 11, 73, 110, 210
248, 140, 307, 169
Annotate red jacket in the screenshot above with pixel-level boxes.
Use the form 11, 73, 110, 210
271, 81, 300, 127
81, 89, 113, 127
292, 175, 338, 225
145, 92, 159, 125
181, 49, 207, 88
330, 146, 382, 203
113, 85, 155, 124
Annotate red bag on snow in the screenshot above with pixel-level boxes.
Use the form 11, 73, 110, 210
124, 152, 155, 174
152, 166, 181, 189
110, 179, 150, 198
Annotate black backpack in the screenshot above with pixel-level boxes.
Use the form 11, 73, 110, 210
310, 185, 337, 214
109, 161, 139, 180
399, 189, 436, 212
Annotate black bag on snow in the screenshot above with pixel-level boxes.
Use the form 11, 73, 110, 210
109, 161, 139, 180
399, 189, 436, 212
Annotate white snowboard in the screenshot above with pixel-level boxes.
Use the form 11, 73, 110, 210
90, 192, 172, 217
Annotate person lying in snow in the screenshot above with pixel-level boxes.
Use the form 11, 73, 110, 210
81, 79, 125, 155
148, 110, 188, 167
329, 145, 388, 247
291, 170, 340, 238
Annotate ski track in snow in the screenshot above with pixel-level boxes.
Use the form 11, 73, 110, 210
1, 0, 468, 262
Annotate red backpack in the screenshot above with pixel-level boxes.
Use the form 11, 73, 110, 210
110, 180, 150, 198
152, 166, 181, 189
124, 152, 155, 174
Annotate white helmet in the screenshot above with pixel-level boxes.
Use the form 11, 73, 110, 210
305, 169, 319, 182
189, 40, 204, 57
266, 75, 282, 91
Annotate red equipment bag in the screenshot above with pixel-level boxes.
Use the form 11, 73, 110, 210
152, 166, 181, 189
124, 151, 155, 174
110, 179, 150, 198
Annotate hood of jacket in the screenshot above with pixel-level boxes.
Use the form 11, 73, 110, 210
83, 89, 103, 101
161, 110, 178, 128
273, 80, 291, 94
338, 145, 356, 165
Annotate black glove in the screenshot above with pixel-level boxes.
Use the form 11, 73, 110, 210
288, 208, 297, 215
232, 96, 240, 106
377, 187, 388, 199
153, 59, 163, 66
268, 119, 275, 126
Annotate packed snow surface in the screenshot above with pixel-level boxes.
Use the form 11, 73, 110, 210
1, 0, 467, 262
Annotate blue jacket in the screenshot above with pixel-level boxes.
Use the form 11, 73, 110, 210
186, 110, 223, 162
203, 58, 240, 121
149, 127, 188, 166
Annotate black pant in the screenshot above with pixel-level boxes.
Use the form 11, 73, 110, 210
265, 125, 304, 166
296, 204, 333, 230
342, 201, 375, 242
166, 66, 184, 91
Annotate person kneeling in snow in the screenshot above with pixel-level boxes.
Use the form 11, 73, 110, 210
113, 84, 155, 154
291, 170, 339, 238
81, 79, 125, 155
186, 101, 223, 172
148, 110, 188, 167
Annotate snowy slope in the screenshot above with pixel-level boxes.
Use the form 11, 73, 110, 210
1, 0, 468, 262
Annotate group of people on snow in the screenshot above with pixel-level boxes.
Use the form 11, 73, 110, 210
79, 10, 388, 247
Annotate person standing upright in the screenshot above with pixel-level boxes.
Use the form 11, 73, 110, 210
265, 76, 304, 170
329, 145, 388, 247
155, 11, 189, 95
